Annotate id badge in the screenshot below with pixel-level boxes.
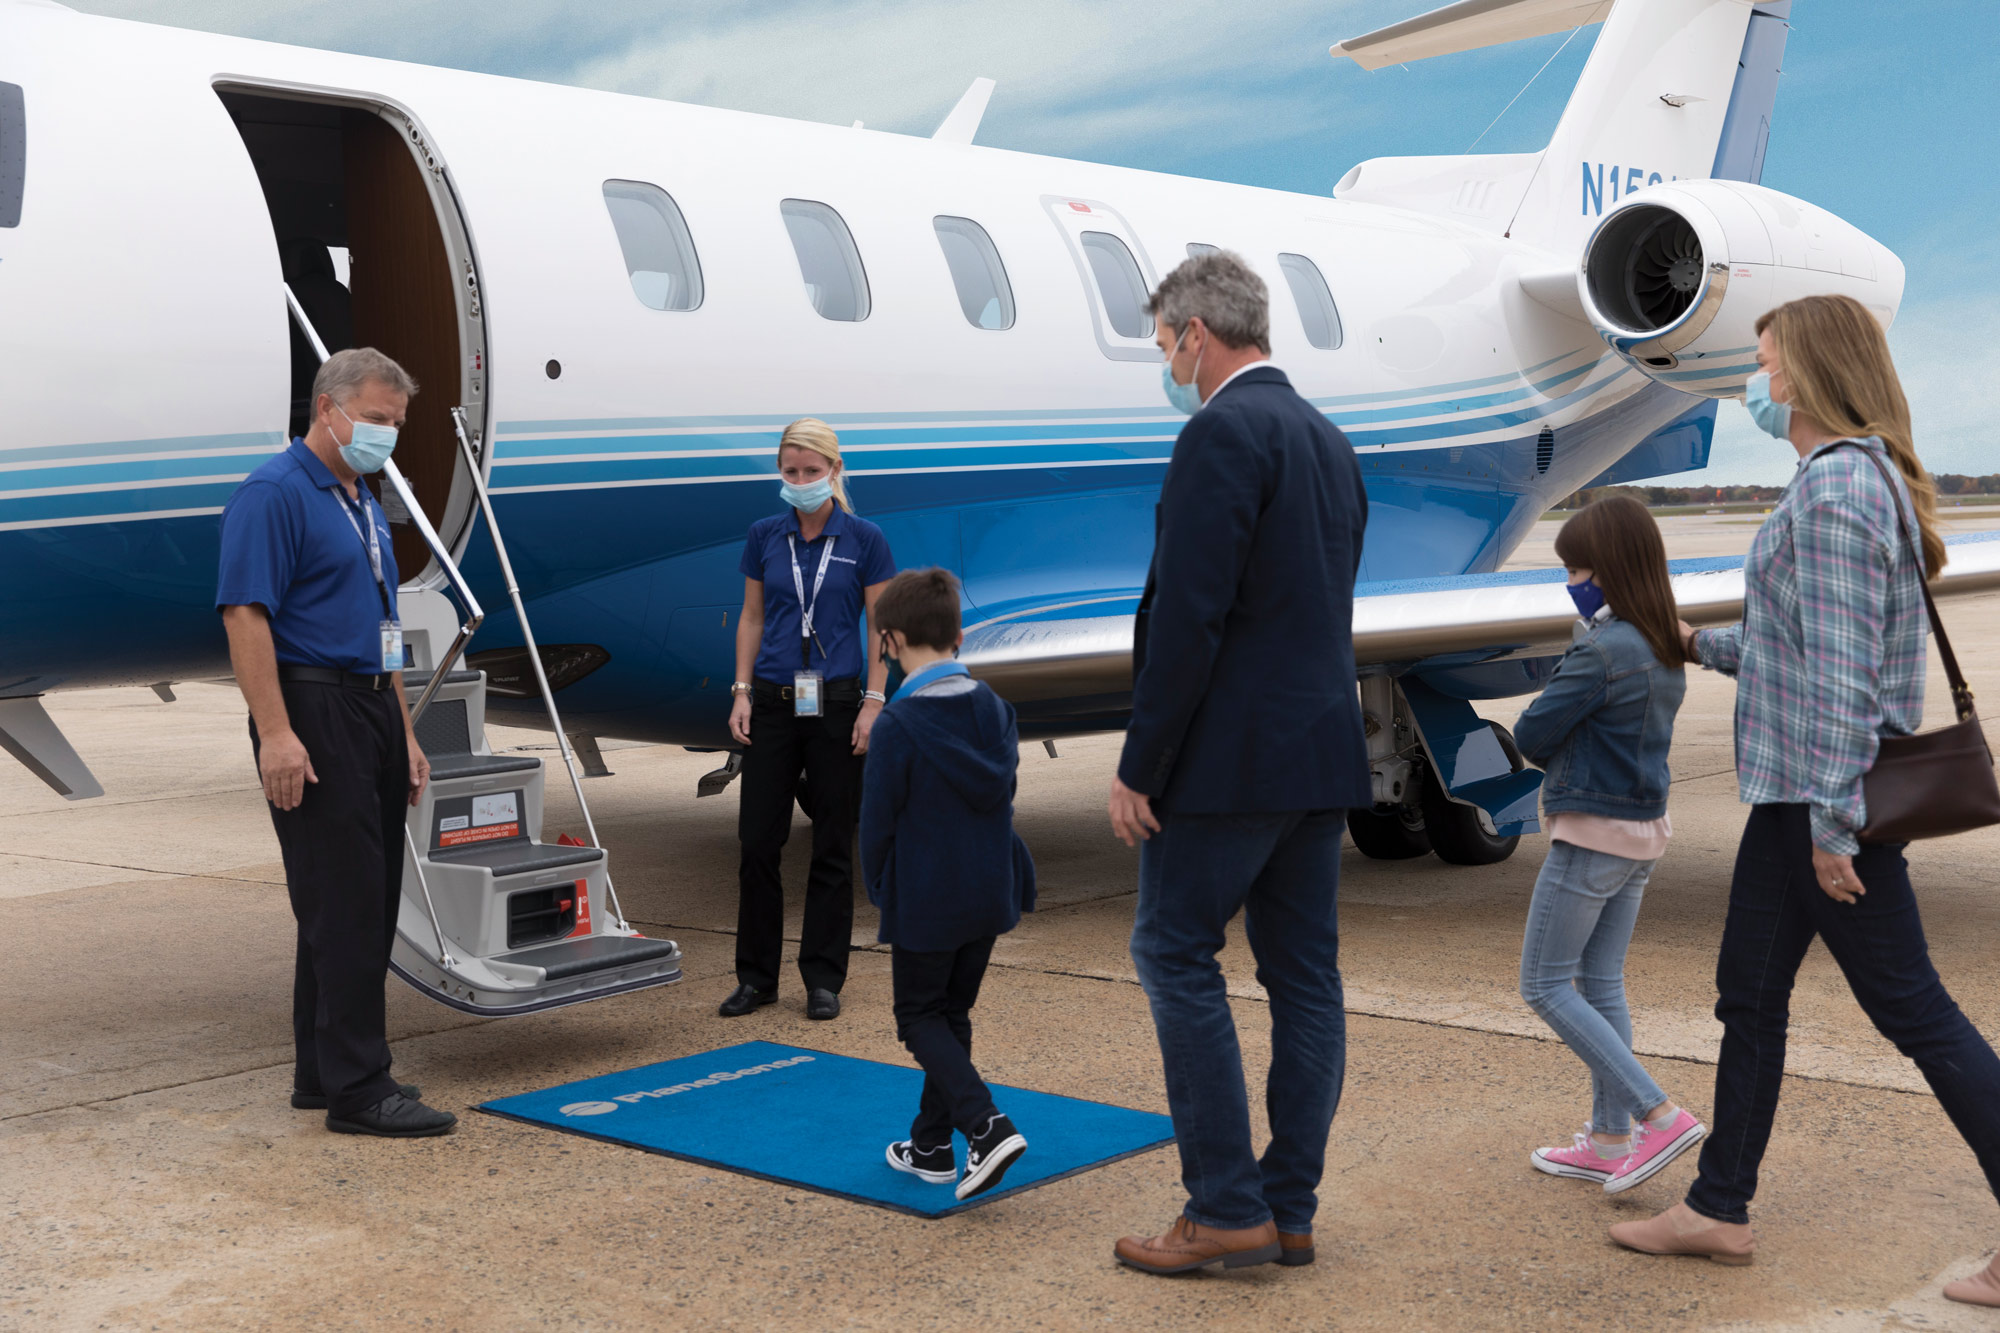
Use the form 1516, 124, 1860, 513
380, 619, 405, 673
793, 670, 823, 717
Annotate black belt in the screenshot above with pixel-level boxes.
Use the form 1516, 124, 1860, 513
278, 665, 397, 692
753, 677, 861, 703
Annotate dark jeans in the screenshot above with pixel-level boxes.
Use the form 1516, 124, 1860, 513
1687, 803, 2000, 1224
1130, 808, 1347, 1233
251, 681, 408, 1118
892, 936, 1000, 1146
736, 685, 860, 994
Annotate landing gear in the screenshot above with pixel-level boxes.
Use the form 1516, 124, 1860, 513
1346, 804, 1432, 859
1419, 729, 1523, 866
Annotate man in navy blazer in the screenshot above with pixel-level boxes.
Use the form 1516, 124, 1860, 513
1108, 251, 1370, 1275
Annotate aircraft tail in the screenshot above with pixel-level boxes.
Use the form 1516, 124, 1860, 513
1332, 0, 1792, 252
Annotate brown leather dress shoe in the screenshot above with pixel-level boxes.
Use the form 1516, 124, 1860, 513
1113, 1216, 1281, 1275
1277, 1231, 1314, 1267
1944, 1251, 2000, 1307
1608, 1202, 1754, 1266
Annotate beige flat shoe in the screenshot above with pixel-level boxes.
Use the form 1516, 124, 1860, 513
1944, 1251, 2000, 1307
1608, 1202, 1755, 1266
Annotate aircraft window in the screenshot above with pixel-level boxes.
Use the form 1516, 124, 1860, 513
0, 82, 23, 228
603, 180, 704, 311
933, 216, 1014, 330
1079, 231, 1150, 339
781, 198, 870, 321
1278, 252, 1343, 350
1186, 243, 1219, 258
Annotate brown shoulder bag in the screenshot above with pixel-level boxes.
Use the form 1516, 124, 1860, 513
1841, 444, 2000, 842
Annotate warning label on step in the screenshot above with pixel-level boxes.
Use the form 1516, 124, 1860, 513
433, 790, 523, 848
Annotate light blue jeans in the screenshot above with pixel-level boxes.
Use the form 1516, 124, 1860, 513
1519, 840, 1667, 1136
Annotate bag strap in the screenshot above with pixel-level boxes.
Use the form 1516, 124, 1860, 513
1831, 442, 1974, 720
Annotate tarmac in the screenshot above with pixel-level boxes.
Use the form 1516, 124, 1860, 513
8, 511, 2000, 1331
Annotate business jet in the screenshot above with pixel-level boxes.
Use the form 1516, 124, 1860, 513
5, 0, 1992, 1012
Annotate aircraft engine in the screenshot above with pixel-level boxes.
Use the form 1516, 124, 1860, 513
1576, 180, 1905, 398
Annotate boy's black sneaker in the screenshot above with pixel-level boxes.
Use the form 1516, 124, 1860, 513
886, 1139, 957, 1185
955, 1113, 1026, 1200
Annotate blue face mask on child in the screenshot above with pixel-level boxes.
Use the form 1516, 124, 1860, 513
780, 477, 835, 512
1567, 577, 1606, 620
1744, 371, 1793, 441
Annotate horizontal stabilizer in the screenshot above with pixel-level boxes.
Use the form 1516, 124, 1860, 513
1333, 0, 1613, 70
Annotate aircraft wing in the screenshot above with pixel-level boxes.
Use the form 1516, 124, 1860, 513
964, 533, 2000, 704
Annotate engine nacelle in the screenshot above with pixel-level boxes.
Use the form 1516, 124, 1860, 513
1577, 180, 1905, 398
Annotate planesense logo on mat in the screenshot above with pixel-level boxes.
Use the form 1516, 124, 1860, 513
558, 1054, 816, 1116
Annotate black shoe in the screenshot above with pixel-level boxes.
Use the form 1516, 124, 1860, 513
807, 988, 841, 1020
956, 1112, 1027, 1200
292, 1081, 418, 1111
886, 1139, 957, 1185
325, 1091, 457, 1138
719, 984, 777, 1017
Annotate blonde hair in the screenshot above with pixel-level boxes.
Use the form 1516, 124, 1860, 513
1756, 296, 1943, 578
777, 417, 852, 512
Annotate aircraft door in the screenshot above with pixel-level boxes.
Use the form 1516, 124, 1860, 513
1041, 196, 1163, 363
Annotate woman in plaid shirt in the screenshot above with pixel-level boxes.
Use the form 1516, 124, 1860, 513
1609, 296, 2000, 1301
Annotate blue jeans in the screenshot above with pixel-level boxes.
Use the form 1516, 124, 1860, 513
1687, 804, 2000, 1224
1130, 808, 1346, 1233
1519, 840, 1667, 1137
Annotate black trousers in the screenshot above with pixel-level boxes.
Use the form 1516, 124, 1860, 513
892, 936, 1000, 1146
735, 685, 860, 994
251, 681, 408, 1117
1686, 803, 2000, 1224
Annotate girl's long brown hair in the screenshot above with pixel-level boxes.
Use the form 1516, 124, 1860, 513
1553, 495, 1691, 667
1756, 295, 1943, 578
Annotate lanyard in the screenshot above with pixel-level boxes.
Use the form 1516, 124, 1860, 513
333, 486, 393, 618
787, 532, 836, 666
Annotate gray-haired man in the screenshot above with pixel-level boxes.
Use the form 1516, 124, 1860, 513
216, 347, 454, 1137
1107, 252, 1371, 1272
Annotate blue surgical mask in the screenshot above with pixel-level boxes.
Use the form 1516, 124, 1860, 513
335, 403, 398, 474
780, 477, 835, 512
1161, 327, 1205, 415
1744, 371, 1792, 441
1567, 577, 1606, 620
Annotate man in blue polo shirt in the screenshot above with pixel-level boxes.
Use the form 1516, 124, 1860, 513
216, 347, 454, 1138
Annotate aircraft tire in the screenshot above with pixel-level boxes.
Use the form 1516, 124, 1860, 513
1346, 806, 1432, 859
1420, 767, 1520, 866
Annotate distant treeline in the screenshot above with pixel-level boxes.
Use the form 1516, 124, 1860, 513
1555, 474, 2000, 510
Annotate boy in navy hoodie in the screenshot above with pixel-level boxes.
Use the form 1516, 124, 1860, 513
860, 567, 1036, 1200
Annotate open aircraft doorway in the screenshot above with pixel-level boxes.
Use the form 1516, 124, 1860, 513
214, 86, 487, 580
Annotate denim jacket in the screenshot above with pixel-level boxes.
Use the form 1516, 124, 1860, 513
1513, 612, 1686, 820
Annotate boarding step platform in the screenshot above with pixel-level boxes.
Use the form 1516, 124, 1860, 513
390, 668, 682, 1016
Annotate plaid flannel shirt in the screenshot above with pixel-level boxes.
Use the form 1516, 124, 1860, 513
1693, 437, 1928, 855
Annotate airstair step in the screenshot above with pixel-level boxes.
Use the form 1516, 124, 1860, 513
427, 752, 542, 782
502, 933, 680, 981
405, 668, 484, 692
428, 840, 604, 876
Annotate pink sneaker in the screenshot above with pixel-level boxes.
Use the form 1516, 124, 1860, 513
1531, 1127, 1621, 1183
1604, 1109, 1706, 1194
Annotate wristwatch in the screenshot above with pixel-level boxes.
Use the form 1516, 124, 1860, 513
731, 681, 752, 695
862, 690, 887, 704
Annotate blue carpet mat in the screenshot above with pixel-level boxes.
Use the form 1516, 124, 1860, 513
477, 1040, 1175, 1218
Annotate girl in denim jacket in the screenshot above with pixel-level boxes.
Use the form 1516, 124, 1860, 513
1512, 496, 1705, 1196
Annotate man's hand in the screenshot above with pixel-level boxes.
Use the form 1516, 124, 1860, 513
853, 698, 882, 755
407, 734, 430, 808
259, 729, 317, 811
1813, 846, 1864, 904
729, 693, 753, 746
1109, 775, 1161, 847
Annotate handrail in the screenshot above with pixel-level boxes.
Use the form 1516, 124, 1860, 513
450, 407, 630, 931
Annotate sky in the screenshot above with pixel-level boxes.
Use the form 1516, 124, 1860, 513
70, 0, 2000, 484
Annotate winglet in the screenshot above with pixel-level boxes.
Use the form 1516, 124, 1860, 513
1331, 0, 1612, 71
932, 77, 996, 144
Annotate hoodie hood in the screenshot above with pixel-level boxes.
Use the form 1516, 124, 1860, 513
885, 683, 1017, 812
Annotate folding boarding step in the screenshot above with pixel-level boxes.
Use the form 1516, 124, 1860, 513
389, 667, 681, 1015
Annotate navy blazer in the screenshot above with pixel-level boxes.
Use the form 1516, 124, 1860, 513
1118, 365, 1372, 813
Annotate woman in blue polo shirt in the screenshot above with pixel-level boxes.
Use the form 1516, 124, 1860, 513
721, 418, 896, 1022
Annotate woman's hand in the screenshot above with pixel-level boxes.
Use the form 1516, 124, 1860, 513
1812, 846, 1864, 904
728, 692, 753, 746
853, 698, 882, 754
